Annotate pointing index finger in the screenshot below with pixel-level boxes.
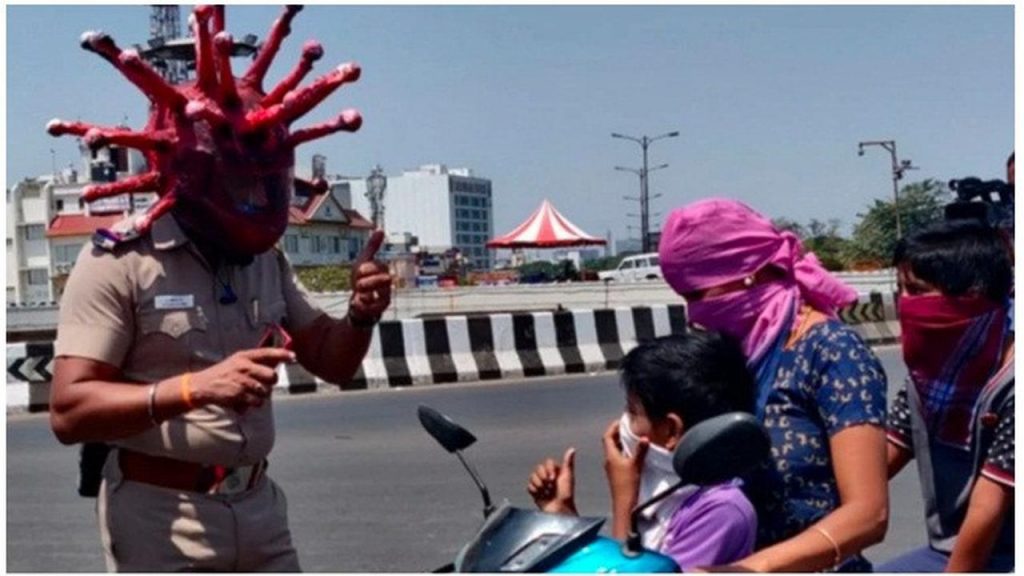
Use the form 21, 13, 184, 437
355, 229, 386, 266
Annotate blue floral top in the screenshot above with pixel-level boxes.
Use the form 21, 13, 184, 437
744, 318, 888, 555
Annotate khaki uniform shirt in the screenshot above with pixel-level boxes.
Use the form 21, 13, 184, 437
55, 215, 324, 466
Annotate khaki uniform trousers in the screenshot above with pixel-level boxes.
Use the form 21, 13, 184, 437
97, 455, 300, 572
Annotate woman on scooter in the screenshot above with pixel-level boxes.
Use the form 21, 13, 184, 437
657, 198, 889, 572
528, 331, 759, 570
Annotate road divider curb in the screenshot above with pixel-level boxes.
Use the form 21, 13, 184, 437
7, 294, 900, 413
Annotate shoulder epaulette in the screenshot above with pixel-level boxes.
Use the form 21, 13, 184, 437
91, 215, 145, 252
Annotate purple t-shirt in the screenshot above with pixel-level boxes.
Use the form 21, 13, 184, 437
660, 482, 757, 570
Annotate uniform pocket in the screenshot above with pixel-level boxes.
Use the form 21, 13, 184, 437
135, 309, 210, 371
139, 309, 209, 339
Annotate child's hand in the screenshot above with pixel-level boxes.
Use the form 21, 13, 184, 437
602, 418, 648, 507
526, 447, 577, 514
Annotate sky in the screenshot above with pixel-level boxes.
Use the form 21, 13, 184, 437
5, 5, 1015, 243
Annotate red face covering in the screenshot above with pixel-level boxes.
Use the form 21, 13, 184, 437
899, 293, 1008, 448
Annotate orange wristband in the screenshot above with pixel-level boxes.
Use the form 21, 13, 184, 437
180, 372, 195, 409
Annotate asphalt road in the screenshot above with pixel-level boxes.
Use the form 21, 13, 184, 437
6, 346, 924, 572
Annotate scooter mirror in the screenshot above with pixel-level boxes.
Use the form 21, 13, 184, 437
418, 405, 477, 454
672, 412, 770, 486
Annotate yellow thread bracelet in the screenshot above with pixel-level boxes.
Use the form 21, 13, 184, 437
180, 372, 195, 410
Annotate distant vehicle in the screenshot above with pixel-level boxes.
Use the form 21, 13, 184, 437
598, 252, 662, 282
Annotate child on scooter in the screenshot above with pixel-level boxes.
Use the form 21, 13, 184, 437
527, 331, 757, 570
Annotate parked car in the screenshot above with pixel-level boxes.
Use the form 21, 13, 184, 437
597, 253, 662, 282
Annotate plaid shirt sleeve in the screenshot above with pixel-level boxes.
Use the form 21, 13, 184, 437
982, 395, 1014, 488
886, 385, 914, 453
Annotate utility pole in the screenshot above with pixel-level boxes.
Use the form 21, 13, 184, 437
858, 139, 918, 240
612, 130, 679, 252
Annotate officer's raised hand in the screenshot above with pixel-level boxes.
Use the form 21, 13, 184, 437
347, 229, 392, 327
286, 229, 393, 386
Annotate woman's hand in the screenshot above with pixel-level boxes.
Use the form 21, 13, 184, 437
730, 424, 888, 572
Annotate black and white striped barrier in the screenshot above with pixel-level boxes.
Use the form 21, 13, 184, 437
7, 342, 55, 412
7, 295, 901, 413
341, 305, 686, 390
836, 292, 900, 345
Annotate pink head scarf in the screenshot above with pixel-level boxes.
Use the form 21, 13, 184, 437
658, 198, 857, 364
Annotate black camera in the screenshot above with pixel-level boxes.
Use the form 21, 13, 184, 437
945, 177, 1014, 229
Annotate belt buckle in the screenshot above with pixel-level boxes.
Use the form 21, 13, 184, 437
213, 462, 263, 495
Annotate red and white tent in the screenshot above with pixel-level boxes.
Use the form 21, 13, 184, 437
487, 199, 607, 248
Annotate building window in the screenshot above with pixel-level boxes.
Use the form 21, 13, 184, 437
284, 235, 298, 253
24, 224, 44, 240
52, 244, 83, 265
331, 237, 341, 254
55, 199, 64, 212
27, 269, 48, 285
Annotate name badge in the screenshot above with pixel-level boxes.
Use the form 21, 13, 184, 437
154, 294, 195, 310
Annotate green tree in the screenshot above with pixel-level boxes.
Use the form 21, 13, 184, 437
582, 255, 625, 272
802, 218, 850, 271
295, 265, 352, 292
517, 261, 559, 283
771, 217, 806, 238
772, 217, 850, 271
843, 179, 950, 268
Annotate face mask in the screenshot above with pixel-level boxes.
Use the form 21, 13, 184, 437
899, 293, 1008, 447
686, 281, 799, 365
618, 413, 695, 552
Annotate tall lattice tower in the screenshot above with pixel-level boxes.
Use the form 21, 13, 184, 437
147, 6, 189, 84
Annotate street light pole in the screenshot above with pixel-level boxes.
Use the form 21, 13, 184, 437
366, 164, 387, 229
858, 140, 917, 240
616, 163, 668, 252
612, 130, 679, 252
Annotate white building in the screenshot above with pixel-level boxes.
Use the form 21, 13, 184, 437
344, 164, 494, 271
282, 180, 374, 266
8, 177, 57, 304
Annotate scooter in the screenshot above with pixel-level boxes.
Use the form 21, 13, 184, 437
418, 405, 770, 573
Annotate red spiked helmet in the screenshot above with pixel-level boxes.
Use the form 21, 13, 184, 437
47, 5, 362, 256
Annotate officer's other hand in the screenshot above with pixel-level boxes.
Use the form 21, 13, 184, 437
349, 229, 392, 323
191, 348, 295, 411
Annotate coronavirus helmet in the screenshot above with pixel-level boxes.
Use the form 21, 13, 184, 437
47, 5, 362, 256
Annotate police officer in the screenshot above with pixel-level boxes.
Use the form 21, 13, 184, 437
50, 195, 391, 571
46, 6, 391, 569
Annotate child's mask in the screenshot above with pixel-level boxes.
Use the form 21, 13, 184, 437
618, 413, 695, 551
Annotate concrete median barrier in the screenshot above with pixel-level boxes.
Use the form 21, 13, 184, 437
7, 295, 900, 413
